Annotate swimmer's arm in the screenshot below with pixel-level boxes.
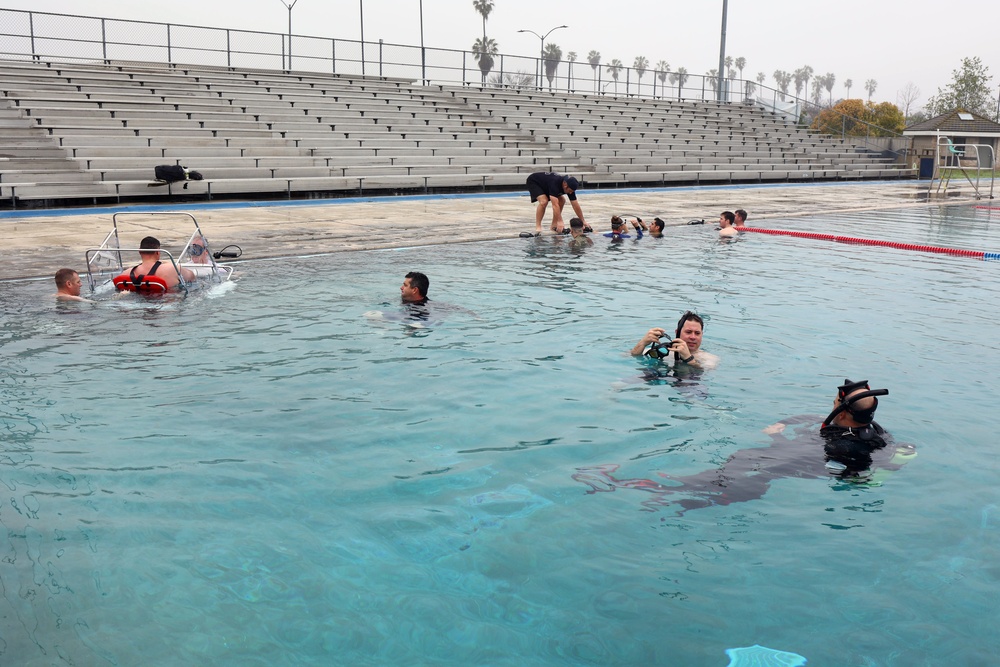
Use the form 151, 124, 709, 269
179, 266, 197, 282
762, 414, 823, 435
55, 294, 95, 303
631, 328, 665, 356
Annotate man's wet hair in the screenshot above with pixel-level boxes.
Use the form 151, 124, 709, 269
720, 211, 735, 225
651, 217, 665, 232
675, 311, 705, 339
54, 267, 77, 287
735, 209, 747, 222
139, 236, 161, 251
570, 217, 584, 229
406, 271, 429, 298
610, 215, 625, 229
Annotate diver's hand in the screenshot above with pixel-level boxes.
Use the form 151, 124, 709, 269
762, 423, 786, 435
631, 327, 666, 356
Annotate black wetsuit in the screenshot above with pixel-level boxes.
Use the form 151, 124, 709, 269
573, 416, 907, 513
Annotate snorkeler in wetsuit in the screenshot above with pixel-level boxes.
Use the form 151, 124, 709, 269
574, 379, 915, 513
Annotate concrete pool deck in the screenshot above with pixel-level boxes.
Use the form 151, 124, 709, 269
0, 180, 973, 281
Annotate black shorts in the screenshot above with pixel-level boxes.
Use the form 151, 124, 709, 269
526, 173, 550, 203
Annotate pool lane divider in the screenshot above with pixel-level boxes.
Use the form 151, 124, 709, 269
739, 226, 999, 260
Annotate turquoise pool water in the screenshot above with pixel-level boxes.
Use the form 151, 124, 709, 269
2, 203, 999, 666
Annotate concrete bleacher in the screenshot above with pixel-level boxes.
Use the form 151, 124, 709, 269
0, 58, 915, 207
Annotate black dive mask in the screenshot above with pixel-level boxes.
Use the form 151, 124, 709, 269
645, 340, 672, 360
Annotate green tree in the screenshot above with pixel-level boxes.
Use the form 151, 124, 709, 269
656, 60, 670, 99
811, 99, 905, 137
472, 38, 499, 84
633, 55, 648, 94
543, 43, 562, 91
925, 56, 994, 117
843, 78, 853, 99
606, 59, 623, 94
588, 50, 601, 92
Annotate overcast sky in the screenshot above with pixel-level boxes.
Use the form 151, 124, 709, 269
2, 0, 997, 110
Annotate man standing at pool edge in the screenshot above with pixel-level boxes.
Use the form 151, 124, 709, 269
525, 171, 587, 235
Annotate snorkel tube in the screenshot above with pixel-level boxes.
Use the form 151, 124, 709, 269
822, 378, 889, 427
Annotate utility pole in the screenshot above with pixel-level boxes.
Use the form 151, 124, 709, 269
716, 0, 728, 103
277, 0, 298, 71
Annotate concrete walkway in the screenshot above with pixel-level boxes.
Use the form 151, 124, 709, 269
0, 180, 962, 281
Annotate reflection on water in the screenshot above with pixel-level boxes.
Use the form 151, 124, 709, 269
0, 204, 998, 665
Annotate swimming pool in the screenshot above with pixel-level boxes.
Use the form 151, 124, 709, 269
2, 203, 999, 665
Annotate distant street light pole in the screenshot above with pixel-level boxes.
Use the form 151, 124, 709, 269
419, 0, 426, 83
518, 25, 567, 90
359, 0, 366, 75
278, 0, 299, 71
716, 0, 728, 103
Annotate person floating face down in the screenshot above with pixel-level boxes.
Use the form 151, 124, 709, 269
573, 379, 914, 514
525, 172, 588, 235
631, 311, 720, 370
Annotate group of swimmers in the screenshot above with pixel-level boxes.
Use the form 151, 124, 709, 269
527, 170, 749, 240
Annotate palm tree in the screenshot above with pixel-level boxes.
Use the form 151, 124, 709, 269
543, 43, 562, 92
633, 56, 648, 96
471, 1, 495, 85
472, 37, 499, 84
472, 0, 493, 43
735, 56, 746, 80
655, 60, 669, 99
773, 70, 791, 100
587, 50, 601, 92
793, 67, 808, 98
810, 78, 823, 106
724, 56, 733, 72
707, 69, 719, 94
800, 65, 813, 98
606, 59, 623, 94
844, 78, 853, 99
823, 72, 835, 106
566, 51, 577, 91
674, 67, 689, 99
756, 72, 766, 87
865, 78, 877, 101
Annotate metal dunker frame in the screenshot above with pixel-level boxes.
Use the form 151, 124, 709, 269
930, 131, 996, 200
84, 212, 230, 294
